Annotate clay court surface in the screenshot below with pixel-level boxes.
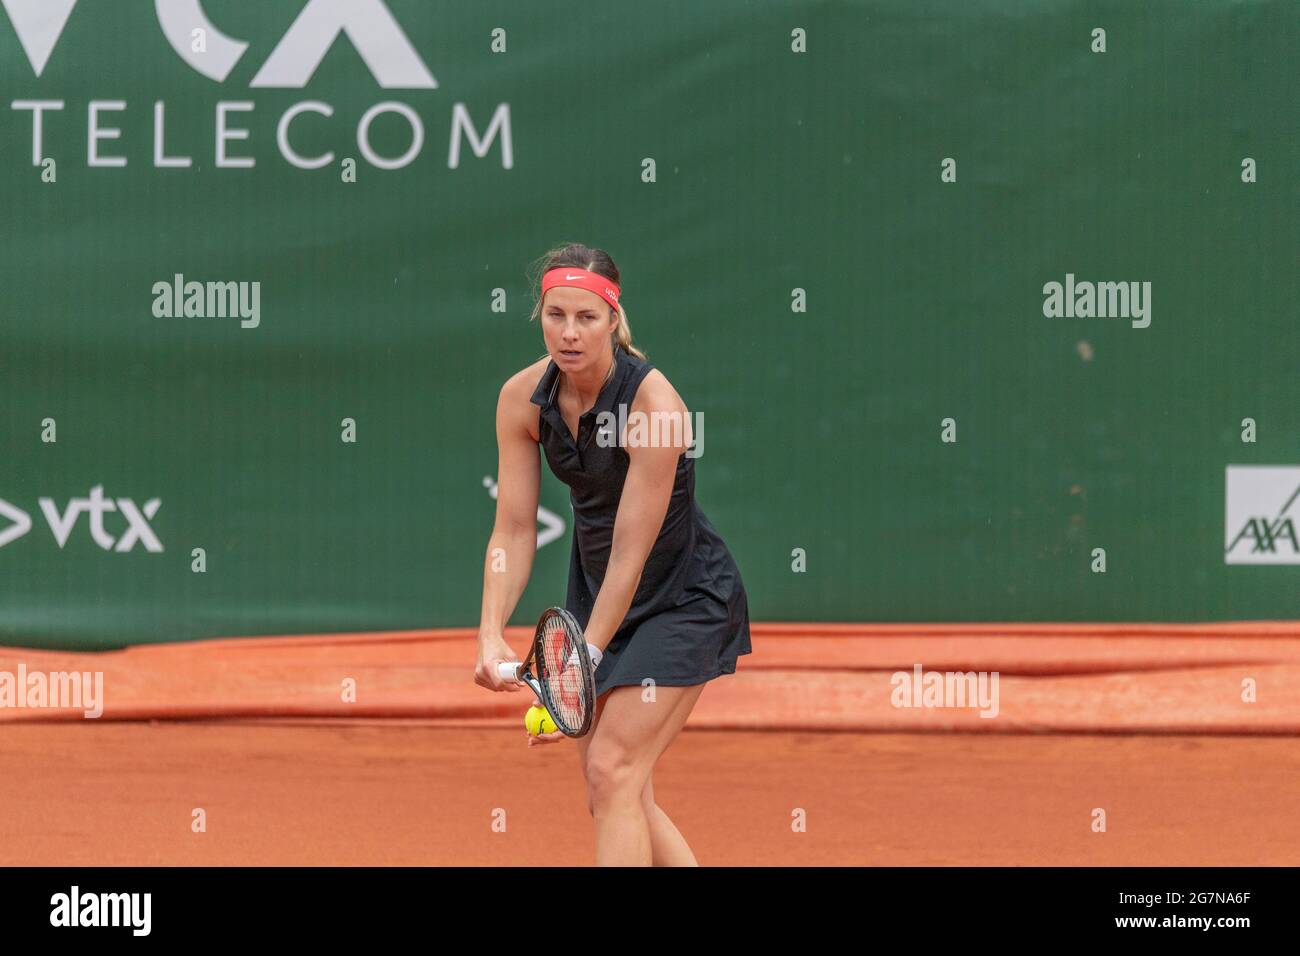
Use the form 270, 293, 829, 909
2, 623, 1298, 866
1, 723, 1298, 866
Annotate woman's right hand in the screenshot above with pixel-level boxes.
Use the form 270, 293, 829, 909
475, 632, 526, 692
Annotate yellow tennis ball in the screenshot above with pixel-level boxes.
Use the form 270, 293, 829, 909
525, 705, 558, 736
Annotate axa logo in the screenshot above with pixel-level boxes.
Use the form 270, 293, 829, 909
1224, 466, 1300, 564
2, 0, 436, 88
0, 485, 163, 552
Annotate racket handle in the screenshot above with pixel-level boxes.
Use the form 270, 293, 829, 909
497, 661, 521, 683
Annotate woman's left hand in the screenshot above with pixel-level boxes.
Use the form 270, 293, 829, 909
527, 728, 568, 747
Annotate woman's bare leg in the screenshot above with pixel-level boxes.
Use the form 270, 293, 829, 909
641, 774, 698, 866
582, 683, 706, 866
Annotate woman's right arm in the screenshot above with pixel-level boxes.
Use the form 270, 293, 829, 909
474, 373, 542, 692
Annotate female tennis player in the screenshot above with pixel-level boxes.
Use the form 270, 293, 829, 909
474, 242, 752, 866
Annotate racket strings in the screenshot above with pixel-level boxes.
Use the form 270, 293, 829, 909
538, 617, 589, 731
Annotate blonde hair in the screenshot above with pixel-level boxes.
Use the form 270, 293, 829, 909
528, 242, 646, 360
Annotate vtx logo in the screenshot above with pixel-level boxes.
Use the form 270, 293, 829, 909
2, 0, 436, 88
0, 485, 163, 552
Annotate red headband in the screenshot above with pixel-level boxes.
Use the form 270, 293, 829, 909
541, 267, 621, 313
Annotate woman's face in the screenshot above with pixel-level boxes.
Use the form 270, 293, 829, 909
541, 286, 617, 374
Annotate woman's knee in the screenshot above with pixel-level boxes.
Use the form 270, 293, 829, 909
581, 766, 654, 818
584, 747, 647, 813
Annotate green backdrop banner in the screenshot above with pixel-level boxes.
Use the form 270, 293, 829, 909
2, 1, 1296, 649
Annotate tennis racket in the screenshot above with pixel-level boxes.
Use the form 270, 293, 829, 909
497, 607, 599, 738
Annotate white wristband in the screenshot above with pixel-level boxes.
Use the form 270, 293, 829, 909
587, 642, 603, 669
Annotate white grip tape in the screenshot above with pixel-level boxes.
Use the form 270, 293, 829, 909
497, 661, 520, 682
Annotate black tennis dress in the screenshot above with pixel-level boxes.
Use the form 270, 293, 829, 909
530, 346, 752, 697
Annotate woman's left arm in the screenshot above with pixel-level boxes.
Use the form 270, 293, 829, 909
583, 371, 690, 652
